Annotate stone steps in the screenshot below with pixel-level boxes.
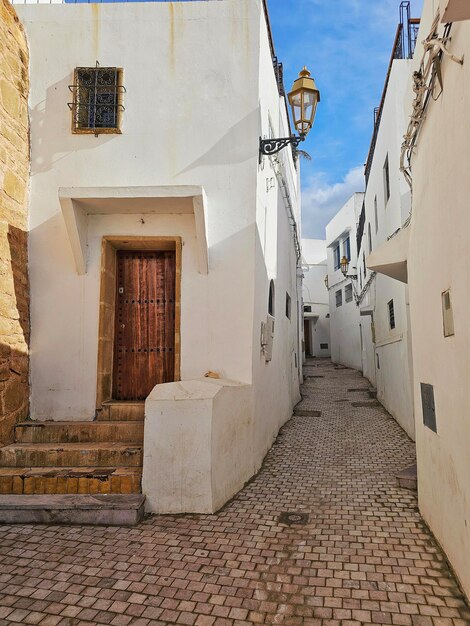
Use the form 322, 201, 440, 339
0, 494, 146, 526
0, 402, 146, 501
98, 401, 144, 421
15, 420, 143, 444
396, 463, 418, 491
0, 442, 143, 468
0, 467, 142, 495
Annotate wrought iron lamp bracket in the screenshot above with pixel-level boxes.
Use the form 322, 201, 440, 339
259, 135, 305, 164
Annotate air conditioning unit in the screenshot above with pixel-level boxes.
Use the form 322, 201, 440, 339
261, 315, 275, 362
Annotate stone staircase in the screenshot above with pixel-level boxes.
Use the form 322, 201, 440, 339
0, 402, 144, 497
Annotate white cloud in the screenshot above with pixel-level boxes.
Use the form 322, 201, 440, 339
301, 165, 364, 239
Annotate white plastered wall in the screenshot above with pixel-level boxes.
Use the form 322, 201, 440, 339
407, 0, 470, 597
18, 0, 262, 420
326, 194, 363, 371
18, 0, 303, 512
250, 6, 302, 468
359, 61, 415, 439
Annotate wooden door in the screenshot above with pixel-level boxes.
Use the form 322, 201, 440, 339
113, 250, 176, 401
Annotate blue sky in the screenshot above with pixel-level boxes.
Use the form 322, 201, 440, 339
267, 0, 423, 238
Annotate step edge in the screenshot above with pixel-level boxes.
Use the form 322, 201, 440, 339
0, 494, 146, 510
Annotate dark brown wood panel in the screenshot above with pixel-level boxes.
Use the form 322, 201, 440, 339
113, 250, 176, 401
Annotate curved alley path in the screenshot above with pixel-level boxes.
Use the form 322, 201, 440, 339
0, 360, 469, 626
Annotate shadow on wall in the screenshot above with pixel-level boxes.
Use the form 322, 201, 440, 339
0, 225, 30, 445
177, 108, 260, 176
29, 74, 115, 176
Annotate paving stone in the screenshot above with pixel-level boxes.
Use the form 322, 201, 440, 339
0, 360, 468, 625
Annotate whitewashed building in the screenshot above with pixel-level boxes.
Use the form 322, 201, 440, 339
358, 6, 417, 440
370, 0, 470, 597
301, 239, 330, 359
4, 0, 309, 515
325, 193, 363, 371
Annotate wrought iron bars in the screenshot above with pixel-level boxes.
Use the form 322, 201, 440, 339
68, 66, 126, 135
259, 135, 305, 164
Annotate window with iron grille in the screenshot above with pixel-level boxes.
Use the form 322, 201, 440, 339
333, 244, 341, 270
304, 305, 312, 313
345, 284, 353, 303
374, 195, 379, 233
383, 154, 391, 204
343, 235, 351, 261
69, 66, 125, 134
388, 299, 396, 330
268, 280, 275, 316
335, 289, 342, 308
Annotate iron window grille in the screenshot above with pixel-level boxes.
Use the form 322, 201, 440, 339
388, 299, 396, 330
345, 284, 353, 303
285, 292, 291, 319
335, 289, 342, 308
333, 244, 341, 270
383, 154, 391, 204
68, 66, 125, 135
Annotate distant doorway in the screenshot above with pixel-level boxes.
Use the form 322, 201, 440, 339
304, 319, 312, 357
113, 250, 176, 401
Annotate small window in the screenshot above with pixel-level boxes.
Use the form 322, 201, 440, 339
383, 155, 390, 204
286, 292, 291, 319
363, 253, 366, 280
333, 244, 341, 270
442, 289, 454, 337
374, 195, 378, 233
304, 305, 312, 313
421, 383, 437, 433
268, 280, 275, 316
343, 236, 351, 261
388, 299, 395, 330
335, 289, 342, 308
345, 284, 353, 303
320, 343, 329, 350
368, 223, 372, 254
70, 66, 124, 134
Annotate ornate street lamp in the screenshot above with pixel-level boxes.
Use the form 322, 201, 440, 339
340, 256, 358, 279
259, 67, 320, 161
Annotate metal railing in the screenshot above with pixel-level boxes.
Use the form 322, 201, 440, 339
364, 1, 420, 183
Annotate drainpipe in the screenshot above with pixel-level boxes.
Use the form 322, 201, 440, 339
271, 156, 303, 386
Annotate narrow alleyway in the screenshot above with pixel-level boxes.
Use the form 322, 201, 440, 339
0, 360, 468, 626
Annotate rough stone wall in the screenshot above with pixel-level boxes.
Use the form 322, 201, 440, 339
0, 0, 29, 444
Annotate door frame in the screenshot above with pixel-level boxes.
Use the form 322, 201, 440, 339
96, 236, 182, 410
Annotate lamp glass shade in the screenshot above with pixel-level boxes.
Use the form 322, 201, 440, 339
288, 67, 320, 136
340, 256, 349, 276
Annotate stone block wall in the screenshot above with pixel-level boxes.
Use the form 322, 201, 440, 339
0, 0, 30, 444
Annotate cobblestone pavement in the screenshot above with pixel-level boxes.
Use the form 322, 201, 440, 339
0, 360, 469, 626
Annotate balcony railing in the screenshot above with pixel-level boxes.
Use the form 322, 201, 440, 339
364, 1, 420, 183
